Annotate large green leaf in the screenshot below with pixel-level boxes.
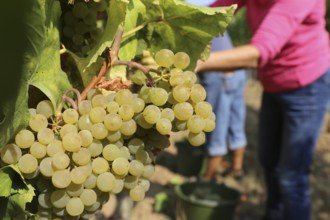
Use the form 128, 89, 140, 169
68, 0, 128, 86
118, 0, 235, 70
0, 166, 35, 219
0, 0, 71, 147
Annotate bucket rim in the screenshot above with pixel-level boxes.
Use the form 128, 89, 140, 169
174, 182, 241, 208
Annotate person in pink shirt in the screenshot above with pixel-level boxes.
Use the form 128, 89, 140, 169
197, 1, 330, 220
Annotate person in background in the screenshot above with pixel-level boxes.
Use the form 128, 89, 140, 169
196, 1, 330, 220
200, 32, 247, 182
185, 0, 247, 183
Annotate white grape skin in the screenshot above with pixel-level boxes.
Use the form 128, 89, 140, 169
66, 197, 85, 217
36, 100, 54, 118
0, 144, 22, 164
18, 154, 38, 174
29, 114, 48, 132
15, 129, 35, 149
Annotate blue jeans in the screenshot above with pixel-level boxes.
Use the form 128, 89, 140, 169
200, 71, 247, 156
258, 68, 330, 220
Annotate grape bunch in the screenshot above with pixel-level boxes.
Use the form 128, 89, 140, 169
61, 0, 108, 56
0, 49, 215, 219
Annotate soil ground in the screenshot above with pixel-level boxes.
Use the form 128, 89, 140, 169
94, 79, 330, 220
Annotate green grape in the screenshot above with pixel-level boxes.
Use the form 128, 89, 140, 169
89, 106, 106, 123
18, 154, 38, 174
142, 164, 155, 178
173, 51, 190, 69
149, 88, 168, 106
91, 94, 108, 108
46, 139, 64, 157
15, 129, 35, 149
52, 207, 66, 217
194, 101, 213, 118
23, 167, 39, 179
36, 177, 53, 193
52, 152, 70, 170
111, 178, 124, 194
172, 85, 191, 103
30, 142, 47, 159
52, 169, 71, 188
188, 131, 206, 146
72, 34, 84, 45
124, 175, 138, 190
84, 173, 97, 189
104, 113, 122, 131
78, 130, 93, 147
90, 27, 103, 41
80, 189, 97, 206
71, 167, 88, 184
120, 119, 137, 136
161, 108, 175, 121
138, 178, 150, 192
204, 118, 216, 132
92, 157, 109, 174
190, 84, 207, 103
127, 138, 144, 154
130, 70, 148, 85
132, 97, 145, 113
38, 192, 53, 209
63, 26, 75, 38
66, 183, 84, 197
50, 189, 70, 209
87, 139, 103, 157
112, 157, 129, 176
0, 144, 22, 164
80, 163, 93, 177
72, 148, 90, 166
37, 128, 55, 145
39, 157, 55, 177
135, 149, 151, 164
60, 124, 78, 138
78, 114, 92, 130
62, 108, 79, 124
74, 21, 89, 35
187, 115, 206, 133
115, 89, 134, 105
36, 100, 54, 118
85, 200, 101, 212
83, 11, 97, 25
106, 130, 122, 142
63, 11, 79, 26
106, 101, 119, 114
102, 144, 121, 161
96, 172, 115, 192
136, 113, 153, 129
91, 123, 108, 140
29, 108, 37, 116
155, 49, 174, 67
29, 114, 48, 132
173, 102, 194, 121
138, 86, 151, 103
129, 185, 145, 202
143, 105, 161, 124
183, 70, 197, 85
118, 104, 135, 120
119, 146, 131, 159
72, 2, 89, 18
66, 197, 84, 217
62, 132, 82, 152
156, 118, 172, 135
128, 160, 144, 176
78, 100, 92, 115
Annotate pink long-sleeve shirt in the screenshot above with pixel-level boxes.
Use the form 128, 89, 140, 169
211, 0, 330, 92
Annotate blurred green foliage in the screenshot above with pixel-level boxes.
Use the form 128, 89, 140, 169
326, 0, 330, 31
227, 8, 250, 46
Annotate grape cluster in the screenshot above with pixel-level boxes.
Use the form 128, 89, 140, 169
0, 49, 215, 219
61, 0, 108, 56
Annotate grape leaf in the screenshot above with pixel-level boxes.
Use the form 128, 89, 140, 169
67, 0, 128, 87
0, 0, 71, 147
0, 166, 35, 219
